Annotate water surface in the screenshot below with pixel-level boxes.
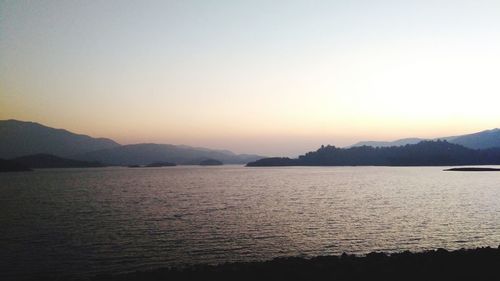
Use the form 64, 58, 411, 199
2, 166, 500, 279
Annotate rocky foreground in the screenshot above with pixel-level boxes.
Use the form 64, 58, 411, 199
92, 247, 500, 281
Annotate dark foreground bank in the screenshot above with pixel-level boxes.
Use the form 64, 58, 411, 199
89, 247, 500, 281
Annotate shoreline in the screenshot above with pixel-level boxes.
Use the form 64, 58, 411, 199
92, 246, 500, 281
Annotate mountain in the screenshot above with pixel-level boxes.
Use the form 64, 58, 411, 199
350, 128, 500, 149
11, 154, 105, 168
351, 138, 424, 148
0, 120, 264, 165
444, 128, 500, 149
74, 143, 263, 165
247, 140, 500, 166
0, 120, 120, 158
0, 159, 32, 172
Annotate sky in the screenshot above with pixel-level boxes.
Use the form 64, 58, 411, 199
1, 0, 500, 156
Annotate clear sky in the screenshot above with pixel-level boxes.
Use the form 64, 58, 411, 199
1, 0, 500, 156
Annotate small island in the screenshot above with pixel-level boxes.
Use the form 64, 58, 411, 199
8, 154, 104, 169
145, 162, 177, 167
199, 159, 223, 166
0, 159, 32, 172
444, 167, 500, 172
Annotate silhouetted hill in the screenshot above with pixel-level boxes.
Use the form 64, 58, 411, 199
11, 153, 105, 168
247, 140, 500, 166
199, 159, 223, 165
351, 128, 500, 149
0, 159, 32, 172
75, 143, 263, 165
0, 119, 119, 158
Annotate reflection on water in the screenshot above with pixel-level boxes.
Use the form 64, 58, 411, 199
2, 166, 500, 279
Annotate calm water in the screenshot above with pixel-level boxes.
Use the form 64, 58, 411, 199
2, 166, 500, 279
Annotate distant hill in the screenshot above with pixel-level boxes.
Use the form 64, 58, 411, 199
0, 120, 264, 165
0, 159, 32, 172
75, 143, 263, 165
350, 128, 500, 149
11, 154, 105, 168
247, 140, 500, 166
445, 128, 500, 149
0, 120, 120, 158
351, 138, 424, 148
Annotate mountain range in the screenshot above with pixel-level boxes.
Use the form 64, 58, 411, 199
0, 120, 263, 165
350, 128, 500, 149
2, 119, 500, 166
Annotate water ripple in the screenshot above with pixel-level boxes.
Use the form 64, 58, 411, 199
1, 166, 500, 279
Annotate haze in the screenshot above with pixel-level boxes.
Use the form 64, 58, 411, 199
1, 0, 500, 156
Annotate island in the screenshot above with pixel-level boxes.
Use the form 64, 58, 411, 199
9, 153, 105, 169
199, 159, 223, 166
145, 161, 177, 167
247, 140, 500, 167
444, 167, 500, 172
0, 159, 32, 172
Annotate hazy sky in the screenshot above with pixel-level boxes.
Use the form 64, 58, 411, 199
1, 0, 500, 156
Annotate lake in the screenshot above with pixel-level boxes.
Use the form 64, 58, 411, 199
2, 166, 500, 279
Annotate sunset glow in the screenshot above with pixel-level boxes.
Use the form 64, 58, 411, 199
2, 0, 500, 155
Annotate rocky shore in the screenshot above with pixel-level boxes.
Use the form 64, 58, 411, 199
92, 246, 500, 281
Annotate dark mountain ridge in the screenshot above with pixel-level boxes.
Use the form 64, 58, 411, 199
0, 119, 119, 158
